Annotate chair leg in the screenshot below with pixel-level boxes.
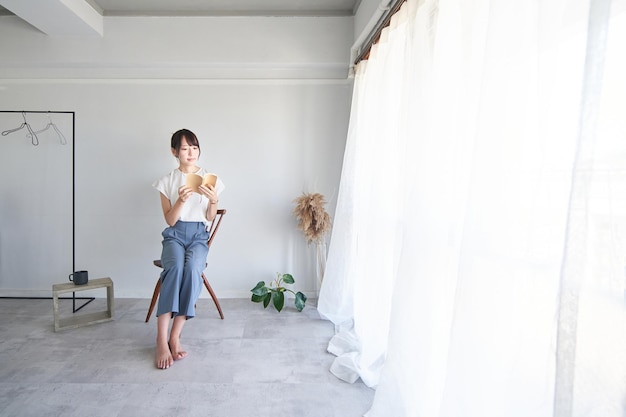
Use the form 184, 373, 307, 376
145, 278, 161, 323
202, 273, 224, 320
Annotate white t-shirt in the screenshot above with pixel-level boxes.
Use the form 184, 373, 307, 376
153, 168, 225, 227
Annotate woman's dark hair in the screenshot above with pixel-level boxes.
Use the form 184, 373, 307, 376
171, 129, 200, 154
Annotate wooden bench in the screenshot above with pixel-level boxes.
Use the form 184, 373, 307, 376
52, 277, 114, 332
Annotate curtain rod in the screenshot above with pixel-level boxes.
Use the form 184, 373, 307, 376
354, 0, 406, 65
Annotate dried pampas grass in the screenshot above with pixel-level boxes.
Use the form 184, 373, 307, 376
293, 193, 332, 244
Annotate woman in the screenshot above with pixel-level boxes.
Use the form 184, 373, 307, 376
152, 128, 225, 369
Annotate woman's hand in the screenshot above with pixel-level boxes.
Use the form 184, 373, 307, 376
198, 184, 218, 203
177, 186, 194, 204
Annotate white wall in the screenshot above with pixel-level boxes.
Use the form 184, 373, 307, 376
0, 16, 352, 79
0, 14, 354, 298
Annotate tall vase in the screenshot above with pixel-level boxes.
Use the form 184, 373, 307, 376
315, 240, 327, 295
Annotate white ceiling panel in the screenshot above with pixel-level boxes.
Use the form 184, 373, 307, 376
0, 0, 361, 18
0, 0, 360, 36
0, 0, 102, 35
89, 0, 360, 16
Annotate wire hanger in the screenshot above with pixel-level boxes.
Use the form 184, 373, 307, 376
1, 111, 39, 146
30, 112, 67, 145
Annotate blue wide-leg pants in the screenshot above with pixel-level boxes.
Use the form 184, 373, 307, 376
157, 221, 209, 319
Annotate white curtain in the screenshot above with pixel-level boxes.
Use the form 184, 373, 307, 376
318, 0, 626, 416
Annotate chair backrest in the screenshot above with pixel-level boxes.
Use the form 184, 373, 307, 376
207, 209, 227, 249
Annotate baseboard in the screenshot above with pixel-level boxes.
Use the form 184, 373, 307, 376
0, 288, 319, 299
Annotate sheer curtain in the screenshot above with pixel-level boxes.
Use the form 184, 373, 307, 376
318, 0, 626, 416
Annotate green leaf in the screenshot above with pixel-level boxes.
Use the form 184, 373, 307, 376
251, 281, 265, 291
251, 294, 264, 303
294, 292, 307, 312
263, 292, 272, 308
262, 292, 271, 308
272, 291, 285, 312
251, 281, 269, 296
282, 274, 295, 284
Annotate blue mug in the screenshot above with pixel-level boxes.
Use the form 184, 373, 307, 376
69, 270, 88, 285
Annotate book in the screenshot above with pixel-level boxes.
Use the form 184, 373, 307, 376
185, 173, 217, 193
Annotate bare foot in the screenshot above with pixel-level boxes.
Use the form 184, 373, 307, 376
168, 339, 187, 361
156, 340, 173, 369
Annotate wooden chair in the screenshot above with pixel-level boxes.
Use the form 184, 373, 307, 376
145, 209, 227, 322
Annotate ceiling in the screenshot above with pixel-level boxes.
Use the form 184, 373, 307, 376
0, 0, 362, 17
0, 0, 362, 37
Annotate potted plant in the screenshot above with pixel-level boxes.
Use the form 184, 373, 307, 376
293, 193, 332, 291
250, 273, 307, 312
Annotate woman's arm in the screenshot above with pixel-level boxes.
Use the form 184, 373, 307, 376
160, 186, 193, 227
199, 184, 218, 221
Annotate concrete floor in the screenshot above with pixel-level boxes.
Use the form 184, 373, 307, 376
0, 296, 374, 417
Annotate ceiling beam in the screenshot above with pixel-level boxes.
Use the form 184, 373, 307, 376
0, 0, 103, 36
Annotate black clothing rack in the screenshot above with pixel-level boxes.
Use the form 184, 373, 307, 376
0, 111, 91, 312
